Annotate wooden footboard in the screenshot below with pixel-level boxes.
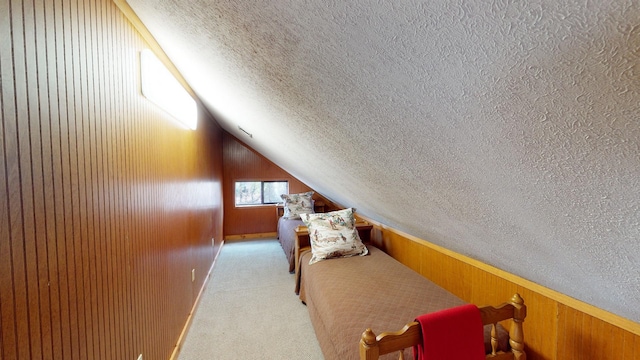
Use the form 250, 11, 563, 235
359, 293, 527, 360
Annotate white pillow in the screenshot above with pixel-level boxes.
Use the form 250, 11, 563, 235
280, 191, 314, 219
301, 208, 368, 264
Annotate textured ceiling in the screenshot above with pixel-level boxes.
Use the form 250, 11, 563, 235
126, 0, 640, 322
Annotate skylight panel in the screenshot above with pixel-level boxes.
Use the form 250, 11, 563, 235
140, 49, 197, 130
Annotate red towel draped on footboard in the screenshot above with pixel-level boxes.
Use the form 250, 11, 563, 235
413, 304, 485, 360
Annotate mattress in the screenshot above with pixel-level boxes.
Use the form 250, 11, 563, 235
277, 216, 304, 273
297, 245, 466, 360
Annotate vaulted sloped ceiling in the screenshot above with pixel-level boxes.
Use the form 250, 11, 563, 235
125, 0, 640, 322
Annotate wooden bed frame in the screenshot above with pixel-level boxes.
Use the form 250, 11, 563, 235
275, 201, 326, 218
275, 201, 327, 272
359, 293, 527, 360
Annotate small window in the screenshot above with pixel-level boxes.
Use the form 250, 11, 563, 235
235, 181, 289, 206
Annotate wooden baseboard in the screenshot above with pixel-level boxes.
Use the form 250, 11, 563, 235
170, 240, 224, 360
224, 232, 277, 241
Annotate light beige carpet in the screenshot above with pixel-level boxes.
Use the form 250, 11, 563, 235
177, 239, 324, 360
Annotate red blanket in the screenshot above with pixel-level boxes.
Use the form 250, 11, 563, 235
413, 304, 485, 360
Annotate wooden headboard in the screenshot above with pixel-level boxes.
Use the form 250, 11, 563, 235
276, 201, 326, 217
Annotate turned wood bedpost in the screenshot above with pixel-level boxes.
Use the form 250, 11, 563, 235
490, 323, 499, 355
509, 293, 527, 360
360, 328, 380, 360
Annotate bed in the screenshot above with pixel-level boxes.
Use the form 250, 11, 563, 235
292, 221, 373, 278
294, 228, 526, 360
277, 194, 374, 272
360, 293, 526, 360
276, 212, 306, 273
276, 191, 325, 273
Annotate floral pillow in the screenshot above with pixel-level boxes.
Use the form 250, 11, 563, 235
280, 191, 314, 219
301, 208, 368, 265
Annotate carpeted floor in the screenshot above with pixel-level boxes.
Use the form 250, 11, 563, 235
177, 239, 324, 360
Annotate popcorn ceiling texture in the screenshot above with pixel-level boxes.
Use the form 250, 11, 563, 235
127, 0, 640, 321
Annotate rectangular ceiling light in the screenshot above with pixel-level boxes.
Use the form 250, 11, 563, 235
140, 49, 197, 130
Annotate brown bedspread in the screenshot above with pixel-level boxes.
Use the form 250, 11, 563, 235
277, 216, 305, 273
297, 245, 467, 360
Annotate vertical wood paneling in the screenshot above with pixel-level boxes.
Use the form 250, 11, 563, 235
363, 215, 640, 360
31, 1, 54, 358
51, 1, 73, 356
108, 4, 122, 355
222, 133, 318, 237
107, 6, 120, 350
60, 0, 81, 358
74, 0, 89, 355
622, 329, 640, 360
94, 0, 108, 354
557, 304, 639, 360
9, 2, 34, 359
0, 1, 17, 358
44, 46, 64, 356
35, 1, 56, 358
0, 1, 224, 359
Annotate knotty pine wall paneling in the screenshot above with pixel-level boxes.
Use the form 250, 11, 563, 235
0, 1, 224, 359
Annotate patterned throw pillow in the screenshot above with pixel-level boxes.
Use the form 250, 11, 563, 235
280, 191, 314, 219
301, 208, 368, 265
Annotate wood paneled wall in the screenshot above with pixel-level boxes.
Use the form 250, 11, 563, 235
358, 214, 640, 360
0, 1, 224, 359
222, 133, 318, 238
